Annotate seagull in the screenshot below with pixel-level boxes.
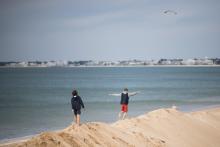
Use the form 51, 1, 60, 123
164, 10, 177, 15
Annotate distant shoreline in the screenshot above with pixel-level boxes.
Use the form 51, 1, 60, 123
1, 65, 220, 68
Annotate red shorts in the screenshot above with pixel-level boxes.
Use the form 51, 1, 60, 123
121, 104, 128, 112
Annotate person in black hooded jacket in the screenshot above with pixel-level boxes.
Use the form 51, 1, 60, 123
71, 90, 85, 126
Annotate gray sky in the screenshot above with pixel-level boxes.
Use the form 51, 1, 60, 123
1, 0, 220, 61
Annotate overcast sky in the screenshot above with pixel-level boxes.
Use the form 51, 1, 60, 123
1, 0, 220, 61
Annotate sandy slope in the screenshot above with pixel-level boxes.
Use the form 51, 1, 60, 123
1, 107, 220, 147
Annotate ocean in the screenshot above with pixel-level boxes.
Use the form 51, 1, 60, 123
0, 67, 220, 140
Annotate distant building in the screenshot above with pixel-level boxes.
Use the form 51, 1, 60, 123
158, 59, 171, 65
170, 59, 183, 65
181, 59, 196, 65
213, 58, 220, 65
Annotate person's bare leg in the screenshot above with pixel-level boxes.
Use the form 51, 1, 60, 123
118, 112, 121, 119
122, 112, 127, 120
118, 111, 123, 120
73, 114, 77, 124
76, 114, 80, 126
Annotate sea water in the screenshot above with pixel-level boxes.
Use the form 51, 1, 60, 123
0, 67, 220, 140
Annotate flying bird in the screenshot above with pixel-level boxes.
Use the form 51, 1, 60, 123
164, 10, 177, 15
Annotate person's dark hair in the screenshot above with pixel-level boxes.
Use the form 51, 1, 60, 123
72, 90, 78, 96
124, 88, 128, 91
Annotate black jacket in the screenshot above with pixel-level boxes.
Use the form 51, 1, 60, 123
71, 95, 85, 110
120, 93, 129, 105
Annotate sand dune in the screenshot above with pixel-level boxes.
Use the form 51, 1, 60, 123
1, 107, 220, 147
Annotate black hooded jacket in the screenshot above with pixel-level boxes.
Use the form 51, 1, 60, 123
71, 95, 85, 110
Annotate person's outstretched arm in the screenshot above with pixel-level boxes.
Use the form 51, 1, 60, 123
109, 93, 121, 96
128, 91, 140, 96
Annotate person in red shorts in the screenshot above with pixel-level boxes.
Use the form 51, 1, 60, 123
110, 88, 139, 120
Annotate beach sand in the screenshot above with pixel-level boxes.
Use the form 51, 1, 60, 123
1, 107, 220, 147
